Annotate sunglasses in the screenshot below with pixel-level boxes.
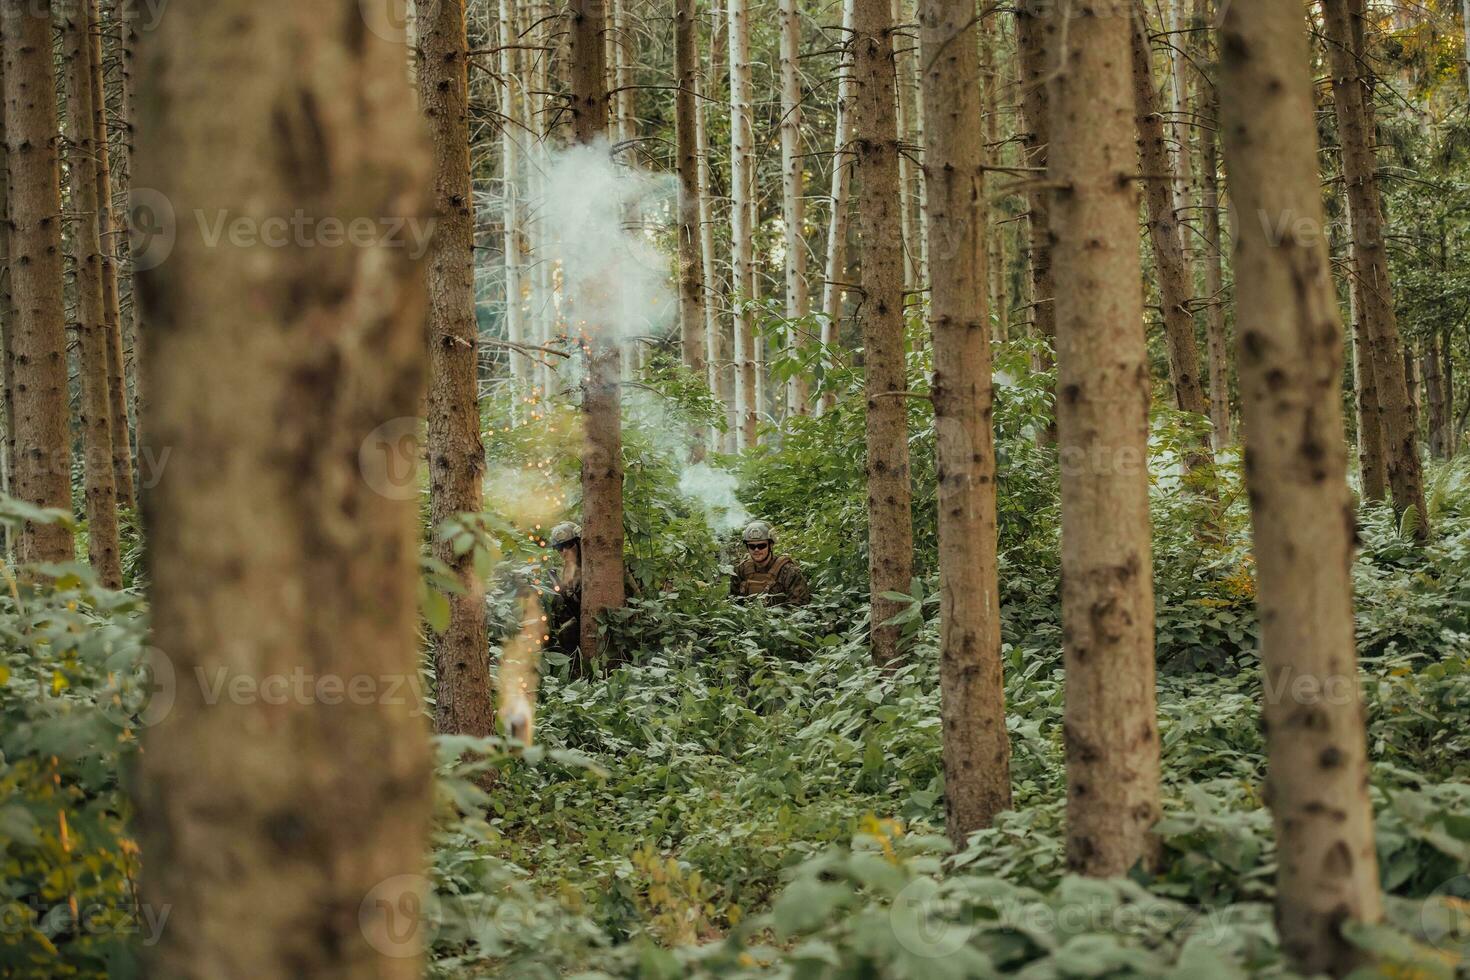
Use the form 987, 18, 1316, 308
745, 542, 770, 551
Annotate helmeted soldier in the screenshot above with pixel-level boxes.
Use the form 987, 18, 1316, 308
544, 521, 583, 654
730, 520, 811, 607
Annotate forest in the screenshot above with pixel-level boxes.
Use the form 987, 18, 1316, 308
2, 0, 1470, 976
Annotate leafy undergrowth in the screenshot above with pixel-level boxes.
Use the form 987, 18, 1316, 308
426, 580, 1470, 979
8, 446, 1470, 977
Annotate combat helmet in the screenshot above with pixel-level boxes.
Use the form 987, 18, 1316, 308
549, 522, 582, 549
741, 520, 775, 545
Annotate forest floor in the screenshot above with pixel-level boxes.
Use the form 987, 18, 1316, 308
6, 441, 1470, 978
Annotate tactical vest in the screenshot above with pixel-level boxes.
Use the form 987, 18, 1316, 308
736, 555, 792, 597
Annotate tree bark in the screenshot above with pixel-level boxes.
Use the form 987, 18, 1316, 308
919, 0, 1012, 845
1322, 0, 1429, 536
1425, 331, 1446, 459
1199, 85, 1232, 447
0, 47, 10, 546
499, 0, 527, 385
852, 0, 914, 668
728, 0, 758, 447
695, 73, 728, 449
134, 2, 435, 974
61, 0, 123, 587
118, 0, 140, 420
1442, 326, 1455, 454
779, 0, 810, 417
1218, 2, 1384, 972
675, 0, 709, 447
1016, 1, 1057, 443
981, 26, 1007, 341
86, 0, 135, 511
891, 0, 922, 290
2, 3, 74, 565
570, 0, 626, 665
819, 0, 857, 418
1345, 211, 1388, 500
1048, 0, 1162, 878
1130, 16, 1211, 429
420, 0, 494, 737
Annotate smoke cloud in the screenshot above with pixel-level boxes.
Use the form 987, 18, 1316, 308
536, 140, 677, 347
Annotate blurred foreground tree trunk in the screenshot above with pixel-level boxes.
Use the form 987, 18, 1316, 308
919, 0, 1012, 845
135, 2, 435, 974
1219, 0, 1384, 972
1048, 0, 1162, 878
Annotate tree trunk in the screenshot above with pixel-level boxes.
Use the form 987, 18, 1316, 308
1345, 210, 1388, 500
420, 0, 495, 737
134, 2, 435, 974
981, 26, 1007, 341
499, 0, 527, 385
118, 0, 141, 421
919, 0, 1012, 845
1016, 1, 1057, 444
1217, 3, 1384, 972
570, 0, 626, 665
1404, 345, 1421, 441
61, 0, 123, 587
675, 0, 709, 452
609, 0, 635, 145
852, 0, 914, 668
1130, 16, 1211, 431
891, 0, 922, 290
0, 47, 12, 558
1425, 332, 1446, 459
2, 3, 74, 565
1048, 0, 1162, 878
528, 0, 558, 401
819, 0, 857, 417
85, 0, 135, 512
779, 0, 810, 417
1199, 86, 1232, 447
1322, 0, 1429, 536
727, 0, 757, 447
695, 73, 728, 449
1442, 326, 1455, 454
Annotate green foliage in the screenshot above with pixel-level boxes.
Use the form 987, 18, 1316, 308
0, 559, 146, 980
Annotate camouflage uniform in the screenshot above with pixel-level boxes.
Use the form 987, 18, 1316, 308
544, 523, 583, 654
730, 521, 811, 607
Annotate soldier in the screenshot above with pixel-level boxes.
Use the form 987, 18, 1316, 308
541, 521, 639, 659
544, 521, 583, 655
730, 520, 811, 607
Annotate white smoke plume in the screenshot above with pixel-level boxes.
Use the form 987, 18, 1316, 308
536, 141, 677, 346
678, 463, 751, 535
